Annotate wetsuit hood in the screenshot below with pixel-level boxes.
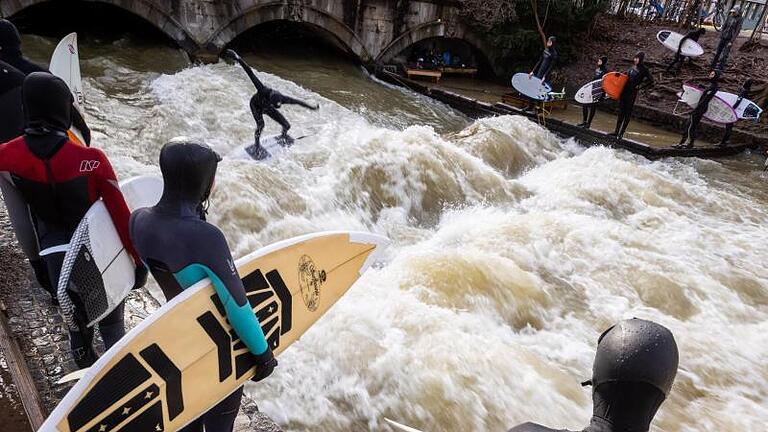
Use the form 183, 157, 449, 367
583, 319, 678, 432
23, 72, 72, 159
600, 56, 608, 68
634, 51, 645, 64
0, 59, 23, 94
157, 137, 222, 219
0, 19, 22, 59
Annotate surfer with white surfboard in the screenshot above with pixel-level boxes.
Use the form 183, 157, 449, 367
664, 28, 705, 75
675, 70, 720, 149
720, 78, 753, 147
0, 19, 91, 147
577, 56, 608, 129
508, 319, 678, 432
223, 48, 319, 160
0, 72, 147, 368
130, 138, 277, 431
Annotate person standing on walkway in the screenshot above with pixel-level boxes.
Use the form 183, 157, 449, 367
711, 5, 743, 71
665, 28, 705, 75
720, 78, 753, 147
676, 70, 720, 149
578, 56, 608, 129
610, 51, 653, 140
0, 19, 91, 146
0, 73, 145, 367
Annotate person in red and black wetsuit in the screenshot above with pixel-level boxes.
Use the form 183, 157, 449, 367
0, 19, 91, 146
0, 72, 147, 367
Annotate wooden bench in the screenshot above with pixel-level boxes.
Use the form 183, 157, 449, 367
442, 67, 478, 77
406, 68, 442, 83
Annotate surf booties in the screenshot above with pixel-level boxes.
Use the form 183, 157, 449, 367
509, 318, 678, 432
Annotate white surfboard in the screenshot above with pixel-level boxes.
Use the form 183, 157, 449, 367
229, 134, 310, 161
716, 91, 763, 120
679, 84, 738, 124
511, 73, 552, 101
41, 231, 388, 432
657, 30, 704, 57
575, 79, 605, 104
50, 32, 86, 145
385, 418, 425, 432
57, 175, 164, 329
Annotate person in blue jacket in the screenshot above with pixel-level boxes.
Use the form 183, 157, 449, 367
130, 138, 277, 432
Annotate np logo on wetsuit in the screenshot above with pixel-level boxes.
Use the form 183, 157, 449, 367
298, 255, 326, 312
79, 159, 100, 172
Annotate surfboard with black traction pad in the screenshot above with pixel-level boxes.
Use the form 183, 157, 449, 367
41, 231, 388, 432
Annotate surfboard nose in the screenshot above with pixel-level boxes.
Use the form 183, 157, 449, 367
348, 232, 390, 274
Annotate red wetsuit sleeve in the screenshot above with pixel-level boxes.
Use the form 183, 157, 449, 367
93, 150, 141, 264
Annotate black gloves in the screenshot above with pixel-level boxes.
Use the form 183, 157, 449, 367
251, 348, 278, 383
132, 264, 148, 290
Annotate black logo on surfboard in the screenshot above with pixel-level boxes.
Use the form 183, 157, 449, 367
298, 255, 326, 312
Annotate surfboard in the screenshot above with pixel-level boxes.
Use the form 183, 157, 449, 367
716, 91, 763, 120
385, 418, 425, 432
602, 72, 629, 100
656, 30, 704, 57
511, 73, 552, 101
679, 84, 739, 124
50, 33, 86, 146
229, 134, 310, 161
41, 231, 388, 432
57, 176, 164, 329
575, 79, 605, 104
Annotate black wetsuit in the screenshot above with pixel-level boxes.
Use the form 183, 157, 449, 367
0, 60, 24, 143
666, 29, 704, 74
721, 82, 752, 146
226, 50, 316, 159
581, 61, 608, 128
613, 62, 653, 139
0, 19, 91, 146
711, 11, 743, 71
679, 78, 719, 148
508, 319, 678, 432
130, 140, 276, 432
532, 47, 558, 81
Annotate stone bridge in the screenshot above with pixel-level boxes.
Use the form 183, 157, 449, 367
1, 0, 497, 69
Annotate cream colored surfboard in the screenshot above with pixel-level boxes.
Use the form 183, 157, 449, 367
41, 231, 388, 432
385, 418, 425, 432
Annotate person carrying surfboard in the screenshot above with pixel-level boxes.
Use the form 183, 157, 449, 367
507, 318, 678, 432
711, 5, 743, 72
222, 48, 318, 159
0, 72, 147, 367
578, 56, 608, 129
0, 19, 91, 146
720, 78, 753, 147
130, 138, 277, 431
610, 51, 653, 140
665, 28, 705, 75
676, 70, 721, 149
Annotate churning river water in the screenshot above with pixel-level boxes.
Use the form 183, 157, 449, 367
11, 34, 768, 431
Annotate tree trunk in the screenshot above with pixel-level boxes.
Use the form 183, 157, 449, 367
531, 0, 547, 46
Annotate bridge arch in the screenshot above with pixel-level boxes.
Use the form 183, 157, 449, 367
376, 21, 495, 72
1, 0, 198, 52
206, 2, 372, 62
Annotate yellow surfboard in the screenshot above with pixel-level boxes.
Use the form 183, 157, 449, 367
41, 231, 388, 432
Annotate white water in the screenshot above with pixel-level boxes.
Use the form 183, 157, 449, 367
26, 36, 768, 431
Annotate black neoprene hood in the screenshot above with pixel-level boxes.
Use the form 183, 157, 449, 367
23, 72, 73, 132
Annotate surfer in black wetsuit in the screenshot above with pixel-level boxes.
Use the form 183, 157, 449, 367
720, 78, 753, 147
711, 6, 743, 72
676, 70, 720, 149
665, 28, 705, 75
130, 138, 277, 432
578, 56, 608, 129
530, 36, 558, 82
507, 318, 678, 432
222, 49, 318, 160
610, 51, 653, 140
0, 19, 91, 146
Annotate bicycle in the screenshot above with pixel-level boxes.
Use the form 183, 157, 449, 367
699, 0, 726, 31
